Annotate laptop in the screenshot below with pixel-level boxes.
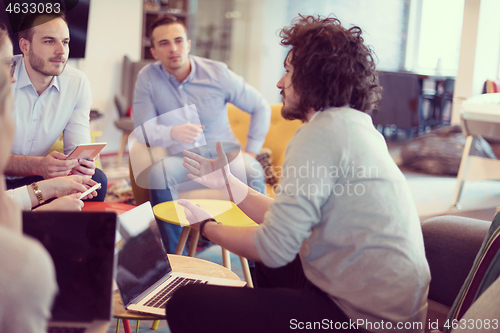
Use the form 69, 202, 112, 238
22, 211, 117, 333
116, 201, 246, 316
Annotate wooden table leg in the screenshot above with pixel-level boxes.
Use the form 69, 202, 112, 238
222, 248, 231, 270
239, 256, 254, 288
175, 227, 190, 255
188, 229, 200, 257
452, 134, 473, 208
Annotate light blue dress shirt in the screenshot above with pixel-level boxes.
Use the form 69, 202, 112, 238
133, 55, 271, 156
11, 55, 91, 159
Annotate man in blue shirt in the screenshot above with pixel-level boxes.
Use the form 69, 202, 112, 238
133, 16, 271, 253
5, 13, 107, 201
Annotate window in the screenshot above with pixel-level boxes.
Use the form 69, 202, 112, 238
286, 0, 407, 71
406, 0, 464, 75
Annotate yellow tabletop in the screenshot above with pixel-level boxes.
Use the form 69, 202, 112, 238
153, 199, 258, 227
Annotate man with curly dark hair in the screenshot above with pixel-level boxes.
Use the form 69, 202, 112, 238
167, 15, 430, 333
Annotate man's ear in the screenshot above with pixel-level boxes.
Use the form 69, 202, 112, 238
150, 47, 158, 60
19, 38, 29, 55
187, 39, 191, 53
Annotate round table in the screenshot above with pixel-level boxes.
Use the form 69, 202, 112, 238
113, 254, 243, 333
153, 199, 257, 287
82, 201, 135, 214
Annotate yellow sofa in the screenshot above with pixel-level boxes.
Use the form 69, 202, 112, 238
130, 103, 302, 205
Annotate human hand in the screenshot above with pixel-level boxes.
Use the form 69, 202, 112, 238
39, 175, 98, 200
183, 141, 231, 191
171, 123, 205, 143
71, 158, 96, 177
34, 193, 84, 212
177, 199, 213, 229
40, 151, 79, 179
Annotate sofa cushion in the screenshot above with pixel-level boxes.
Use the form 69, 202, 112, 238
445, 210, 500, 331
421, 216, 490, 307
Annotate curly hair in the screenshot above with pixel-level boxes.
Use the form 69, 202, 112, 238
280, 15, 381, 119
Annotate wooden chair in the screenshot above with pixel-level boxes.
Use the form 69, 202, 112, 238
452, 95, 500, 208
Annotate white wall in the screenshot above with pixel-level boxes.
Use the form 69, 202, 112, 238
68, 0, 142, 155
229, 0, 287, 104
451, 0, 500, 124
472, 0, 500, 96
258, 0, 288, 104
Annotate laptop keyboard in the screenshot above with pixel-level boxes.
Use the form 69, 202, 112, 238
47, 327, 86, 333
144, 276, 208, 308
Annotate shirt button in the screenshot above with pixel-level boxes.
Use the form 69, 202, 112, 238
184, 103, 188, 107
194, 142, 200, 147
179, 85, 183, 89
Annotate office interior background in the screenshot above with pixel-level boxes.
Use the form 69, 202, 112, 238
51, 0, 499, 155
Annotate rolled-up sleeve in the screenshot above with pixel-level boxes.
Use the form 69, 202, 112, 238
63, 76, 91, 155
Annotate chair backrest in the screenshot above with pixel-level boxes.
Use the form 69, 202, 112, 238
122, 55, 155, 107
115, 94, 129, 118
227, 103, 302, 167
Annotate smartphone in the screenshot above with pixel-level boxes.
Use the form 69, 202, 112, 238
66, 143, 107, 160
79, 183, 101, 200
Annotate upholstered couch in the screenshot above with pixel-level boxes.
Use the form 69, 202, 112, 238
129, 103, 302, 205
421, 213, 499, 333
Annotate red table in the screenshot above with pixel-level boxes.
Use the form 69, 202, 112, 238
82, 201, 135, 214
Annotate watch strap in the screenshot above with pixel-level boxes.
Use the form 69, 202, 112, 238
199, 218, 219, 240
31, 182, 45, 205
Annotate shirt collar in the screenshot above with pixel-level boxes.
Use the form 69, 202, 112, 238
309, 111, 321, 122
15, 55, 60, 93
185, 55, 196, 82
156, 56, 196, 83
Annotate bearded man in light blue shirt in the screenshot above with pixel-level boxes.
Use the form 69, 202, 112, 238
5, 13, 107, 201
133, 16, 270, 253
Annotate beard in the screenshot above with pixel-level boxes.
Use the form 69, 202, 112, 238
29, 48, 67, 77
280, 91, 306, 122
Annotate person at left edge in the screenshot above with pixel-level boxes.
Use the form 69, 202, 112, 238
5, 12, 107, 201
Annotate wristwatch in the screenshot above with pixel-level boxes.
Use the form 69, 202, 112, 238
199, 218, 221, 240
31, 182, 45, 205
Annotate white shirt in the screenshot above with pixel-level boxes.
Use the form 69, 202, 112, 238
0, 225, 57, 333
6, 187, 32, 211
11, 55, 91, 159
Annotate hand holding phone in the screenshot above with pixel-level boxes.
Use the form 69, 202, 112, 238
79, 183, 101, 200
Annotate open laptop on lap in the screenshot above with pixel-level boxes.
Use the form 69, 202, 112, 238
22, 211, 117, 333
116, 202, 246, 316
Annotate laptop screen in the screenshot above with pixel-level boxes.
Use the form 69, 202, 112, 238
115, 203, 172, 307
116, 226, 172, 307
22, 211, 116, 322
